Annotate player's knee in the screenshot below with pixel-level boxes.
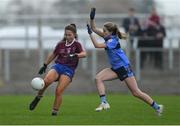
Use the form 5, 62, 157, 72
95, 76, 102, 83
132, 90, 141, 98
44, 76, 54, 84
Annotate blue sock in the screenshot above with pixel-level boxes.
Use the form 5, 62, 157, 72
100, 95, 107, 103
151, 101, 160, 110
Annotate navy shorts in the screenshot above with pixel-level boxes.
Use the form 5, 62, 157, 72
111, 65, 134, 81
51, 63, 74, 80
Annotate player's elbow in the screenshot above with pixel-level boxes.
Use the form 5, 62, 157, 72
91, 26, 96, 31
81, 51, 87, 58
83, 52, 87, 58
94, 45, 102, 48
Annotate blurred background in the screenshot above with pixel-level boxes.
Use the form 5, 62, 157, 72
0, 0, 179, 95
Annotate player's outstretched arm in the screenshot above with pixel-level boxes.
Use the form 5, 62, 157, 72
77, 51, 87, 58
38, 53, 56, 75
87, 24, 106, 49
90, 8, 104, 38
44, 52, 56, 65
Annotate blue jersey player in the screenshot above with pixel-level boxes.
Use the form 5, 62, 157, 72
87, 8, 163, 116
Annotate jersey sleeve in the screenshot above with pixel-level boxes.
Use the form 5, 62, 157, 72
76, 42, 84, 53
105, 39, 118, 50
53, 42, 60, 56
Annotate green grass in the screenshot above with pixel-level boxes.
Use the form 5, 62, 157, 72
0, 94, 179, 125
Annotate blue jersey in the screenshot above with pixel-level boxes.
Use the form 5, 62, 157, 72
104, 35, 130, 69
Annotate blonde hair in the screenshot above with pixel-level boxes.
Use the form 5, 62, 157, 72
104, 22, 127, 39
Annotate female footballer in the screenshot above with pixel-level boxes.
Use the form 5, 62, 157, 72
87, 8, 163, 116
29, 24, 86, 116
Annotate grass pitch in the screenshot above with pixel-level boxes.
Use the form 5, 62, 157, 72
0, 94, 179, 125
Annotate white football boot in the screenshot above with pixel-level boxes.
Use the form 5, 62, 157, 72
156, 105, 164, 116
95, 102, 110, 112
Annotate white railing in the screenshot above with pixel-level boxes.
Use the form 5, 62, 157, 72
131, 37, 180, 81
0, 36, 180, 82
0, 14, 180, 82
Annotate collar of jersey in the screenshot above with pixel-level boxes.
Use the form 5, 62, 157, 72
104, 35, 117, 41
65, 39, 76, 47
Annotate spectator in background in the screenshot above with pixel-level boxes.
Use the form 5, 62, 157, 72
123, 8, 141, 37
122, 8, 141, 47
148, 8, 160, 27
146, 8, 166, 69
154, 23, 166, 69
138, 8, 166, 69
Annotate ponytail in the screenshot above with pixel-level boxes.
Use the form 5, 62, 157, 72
70, 23, 77, 33
117, 31, 128, 40
104, 22, 128, 40
70, 23, 78, 39
114, 24, 127, 40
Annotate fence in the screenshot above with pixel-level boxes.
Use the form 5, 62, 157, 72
0, 14, 180, 82
1, 36, 180, 82
132, 37, 180, 81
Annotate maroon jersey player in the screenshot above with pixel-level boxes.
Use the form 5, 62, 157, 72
29, 24, 86, 116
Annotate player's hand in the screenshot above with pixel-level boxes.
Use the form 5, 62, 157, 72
87, 24, 92, 34
90, 8, 96, 20
68, 53, 78, 58
38, 64, 47, 75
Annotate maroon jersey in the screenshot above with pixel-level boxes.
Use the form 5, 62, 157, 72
53, 40, 83, 70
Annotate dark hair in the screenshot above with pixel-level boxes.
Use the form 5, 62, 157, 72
104, 22, 127, 39
62, 24, 78, 41
129, 7, 135, 12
